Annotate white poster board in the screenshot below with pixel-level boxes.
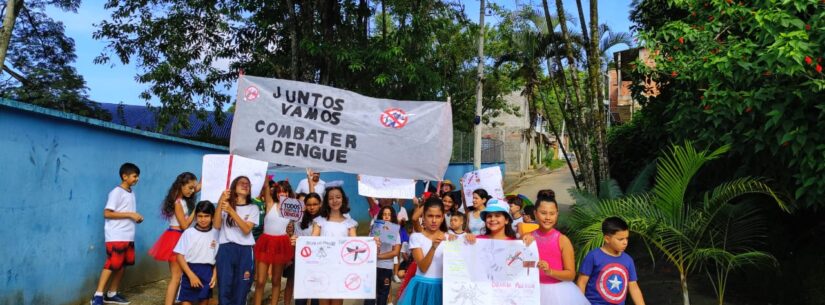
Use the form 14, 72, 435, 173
461, 166, 505, 206
358, 175, 416, 199
443, 239, 540, 305
200, 154, 268, 204
294, 236, 378, 299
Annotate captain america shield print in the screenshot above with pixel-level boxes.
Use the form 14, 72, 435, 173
597, 263, 629, 304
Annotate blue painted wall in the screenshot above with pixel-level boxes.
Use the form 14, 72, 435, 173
0, 99, 226, 305
0, 98, 504, 305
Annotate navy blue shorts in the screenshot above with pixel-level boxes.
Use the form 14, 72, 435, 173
178, 263, 213, 302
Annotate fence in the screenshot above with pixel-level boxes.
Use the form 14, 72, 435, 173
451, 131, 504, 163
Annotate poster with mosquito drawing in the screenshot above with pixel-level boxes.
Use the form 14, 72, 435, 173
294, 236, 377, 299
443, 239, 540, 305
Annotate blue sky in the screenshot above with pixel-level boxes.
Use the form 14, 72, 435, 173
46, 0, 634, 107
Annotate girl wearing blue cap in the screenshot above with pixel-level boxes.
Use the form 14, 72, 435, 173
478, 198, 518, 240
397, 197, 448, 305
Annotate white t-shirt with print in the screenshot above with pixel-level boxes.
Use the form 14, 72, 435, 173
104, 186, 137, 242
174, 227, 220, 265
218, 204, 260, 245
409, 233, 445, 279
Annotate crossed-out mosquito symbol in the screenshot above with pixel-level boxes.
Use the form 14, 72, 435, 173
346, 245, 368, 261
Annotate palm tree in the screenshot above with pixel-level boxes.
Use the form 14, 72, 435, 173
567, 142, 787, 305
597, 24, 634, 68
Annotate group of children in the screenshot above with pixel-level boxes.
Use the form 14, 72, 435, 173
91, 162, 645, 305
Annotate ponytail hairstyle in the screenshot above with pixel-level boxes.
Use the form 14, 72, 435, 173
161, 172, 198, 219
422, 197, 449, 232
227, 176, 253, 227
300, 192, 323, 230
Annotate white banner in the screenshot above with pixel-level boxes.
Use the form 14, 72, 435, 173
358, 175, 416, 199
200, 154, 268, 204
230, 76, 453, 180
443, 239, 540, 305
294, 236, 378, 299
461, 166, 505, 206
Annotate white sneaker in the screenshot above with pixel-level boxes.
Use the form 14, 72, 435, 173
392, 275, 401, 283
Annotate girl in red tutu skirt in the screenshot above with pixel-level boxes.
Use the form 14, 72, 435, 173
148, 172, 199, 305
253, 180, 295, 305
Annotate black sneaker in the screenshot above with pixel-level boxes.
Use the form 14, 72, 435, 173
103, 293, 130, 304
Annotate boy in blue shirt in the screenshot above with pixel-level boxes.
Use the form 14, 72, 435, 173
577, 217, 645, 305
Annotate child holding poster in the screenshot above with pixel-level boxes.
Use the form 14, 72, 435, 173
312, 186, 358, 305
253, 178, 295, 305
478, 199, 517, 240
290, 192, 322, 305
214, 176, 261, 305
366, 206, 402, 305
398, 197, 448, 305
148, 172, 199, 305
522, 197, 590, 305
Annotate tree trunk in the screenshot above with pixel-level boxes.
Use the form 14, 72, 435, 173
0, 0, 23, 70
589, 0, 610, 183
553, 0, 597, 192
285, 0, 299, 81
681, 272, 691, 305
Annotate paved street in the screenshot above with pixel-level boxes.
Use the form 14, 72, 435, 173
506, 167, 578, 212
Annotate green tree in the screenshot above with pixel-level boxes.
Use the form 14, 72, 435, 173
568, 142, 787, 305
93, 0, 518, 133
627, 0, 825, 209
0, 0, 109, 120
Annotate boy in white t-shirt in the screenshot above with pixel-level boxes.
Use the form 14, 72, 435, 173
175, 201, 220, 305
90, 163, 144, 305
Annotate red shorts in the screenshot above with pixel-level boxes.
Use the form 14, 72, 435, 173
104, 242, 135, 270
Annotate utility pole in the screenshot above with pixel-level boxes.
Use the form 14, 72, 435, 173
473, 0, 485, 170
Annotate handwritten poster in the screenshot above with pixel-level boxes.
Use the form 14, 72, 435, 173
370, 220, 401, 246
294, 237, 378, 299
200, 154, 268, 204
358, 175, 416, 199
279, 197, 304, 221
461, 166, 505, 206
443, 239, 540, 305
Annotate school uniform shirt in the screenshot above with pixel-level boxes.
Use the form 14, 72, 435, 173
295, 178, 326, 198
168, 199, 190, 227
104, 186, 137, 242
174, 227, 220, 265
376, 227, 402, 270
409, 233, 445, 279
314, 215, 357, 237
580, 248, 638, 305
218, 204, 261, 245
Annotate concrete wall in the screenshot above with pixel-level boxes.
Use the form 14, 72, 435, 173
0, 98, 504, 305
0, 99, 226, 305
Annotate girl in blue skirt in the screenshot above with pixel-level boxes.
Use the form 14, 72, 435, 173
398, 197, 448, 305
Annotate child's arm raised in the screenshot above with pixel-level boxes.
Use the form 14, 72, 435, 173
213, 190, 229, 229
628, 281, 645, 305
176, 254, 203, 288
174, 200, 193, 229
261, 180, 275, 212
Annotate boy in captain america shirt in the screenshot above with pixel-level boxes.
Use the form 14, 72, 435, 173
577, 217, 646, 305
